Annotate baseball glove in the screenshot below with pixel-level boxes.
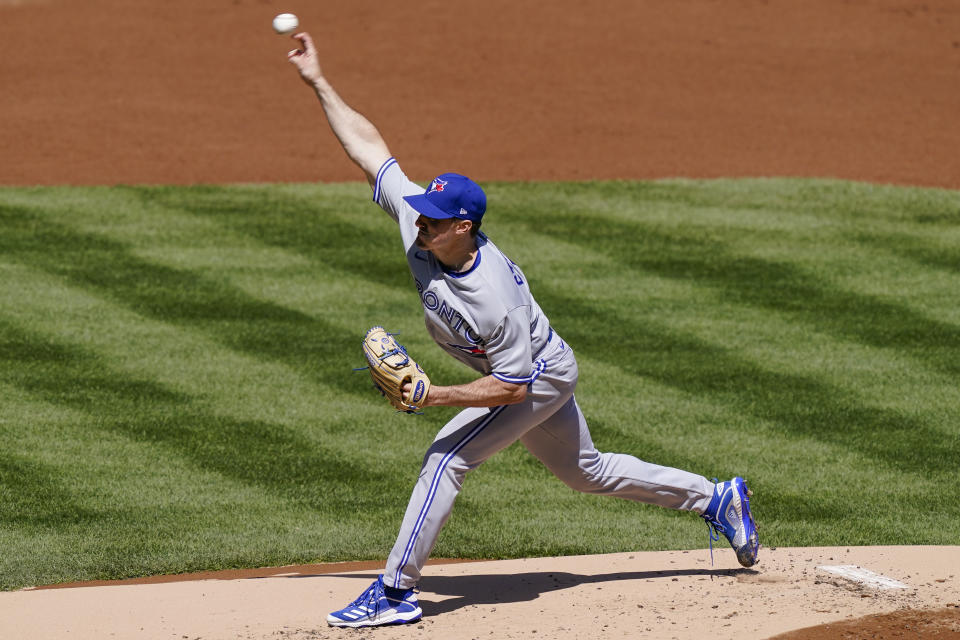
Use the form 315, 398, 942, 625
361, 326, 431, 413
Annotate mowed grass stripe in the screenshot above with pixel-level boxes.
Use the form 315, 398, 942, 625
0, 255, 418, 498
532, 280, 958, 477
0, 447, 98, 530
2, 185, 450, 373
0, 203, 375, 400
470, 223, 955, 531
0, 314, 392, 510
0, 253, 425, 479
0, 267, 414, 586
128, 183, 415, 292
483, 189, 958, 441
487, 216, 952, 429
490, 182, 960, 377
488, 178, 960, 322
0, 387, 296, 587
117, 185, 451, 374
490, 180, 960, 413
481, 182, 960, 542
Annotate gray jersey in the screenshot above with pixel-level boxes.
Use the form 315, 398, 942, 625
373, 157, 554, 385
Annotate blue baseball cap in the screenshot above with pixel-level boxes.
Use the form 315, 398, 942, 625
403, 173, 486, 222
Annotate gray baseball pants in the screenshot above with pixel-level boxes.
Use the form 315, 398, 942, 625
383, 337, 716, 589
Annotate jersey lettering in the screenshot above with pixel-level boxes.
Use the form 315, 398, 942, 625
464, 326, 483, 344
422, 290, 440, 311
415, 278, 484, 346
438, 301, 465, 332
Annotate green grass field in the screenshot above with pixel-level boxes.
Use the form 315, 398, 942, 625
1, 179, 958, 590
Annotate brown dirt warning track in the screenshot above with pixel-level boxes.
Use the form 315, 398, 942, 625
1, 0, 959, 188
1, 1, 959, 638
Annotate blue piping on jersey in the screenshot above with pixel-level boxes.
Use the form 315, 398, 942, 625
492, 358, 547, 385
373, 157, 398, 203
393, 404, 508, 587
443, 245, 482, 278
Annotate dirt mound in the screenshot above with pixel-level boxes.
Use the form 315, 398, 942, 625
772, 607, 960, 640
3, 547, 959, 639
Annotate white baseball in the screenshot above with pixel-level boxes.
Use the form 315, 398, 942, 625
272, 13, 299, 35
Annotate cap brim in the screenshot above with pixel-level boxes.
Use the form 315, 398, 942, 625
403, 193, 457, 219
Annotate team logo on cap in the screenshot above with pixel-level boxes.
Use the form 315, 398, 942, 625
428, 178, 448, 193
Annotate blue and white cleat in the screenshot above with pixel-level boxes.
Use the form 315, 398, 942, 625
702, 477, 760, 567
326, 574, 422, 628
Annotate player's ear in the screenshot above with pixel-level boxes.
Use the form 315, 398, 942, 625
456, 219, 474, 236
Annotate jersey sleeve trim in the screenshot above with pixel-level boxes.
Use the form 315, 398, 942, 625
492, 358, 547, 385
372, 156, 398, 203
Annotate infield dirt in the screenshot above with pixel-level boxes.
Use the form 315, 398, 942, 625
3, 547, 960, 639
1, 1, 959, 638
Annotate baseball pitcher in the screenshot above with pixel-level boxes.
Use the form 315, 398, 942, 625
286, 32, 759, 629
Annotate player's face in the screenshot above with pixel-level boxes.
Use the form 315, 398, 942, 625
414, 215, 459, 251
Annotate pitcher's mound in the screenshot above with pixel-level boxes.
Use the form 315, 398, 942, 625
2, 546, 958, 639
